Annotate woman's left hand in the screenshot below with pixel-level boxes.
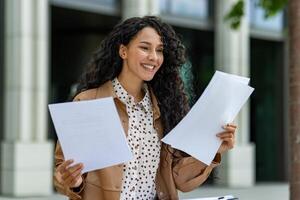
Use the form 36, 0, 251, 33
217, 123, 237, 154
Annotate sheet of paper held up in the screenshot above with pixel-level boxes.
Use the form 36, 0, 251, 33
183, 195, 236, 200
162, 71, 254, 165
49, 97, 133, 173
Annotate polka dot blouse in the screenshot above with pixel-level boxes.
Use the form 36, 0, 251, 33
112, 78, 161, 200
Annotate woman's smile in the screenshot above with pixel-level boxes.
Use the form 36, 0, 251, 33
142, 63, 155, 70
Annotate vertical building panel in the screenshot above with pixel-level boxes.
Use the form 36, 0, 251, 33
0, 0, 4, 141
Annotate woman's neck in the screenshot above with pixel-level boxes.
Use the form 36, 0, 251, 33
117, 74, 145, 103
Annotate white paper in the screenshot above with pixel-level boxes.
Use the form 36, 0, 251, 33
182, 195, 235, 200
162, 71, 254, 165
49, 97, 133, 173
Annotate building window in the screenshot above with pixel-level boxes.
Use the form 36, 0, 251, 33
84, 0, 117, 7
160, 0, 209, 19
250, 0, 284, 32
51, 0, 119, 15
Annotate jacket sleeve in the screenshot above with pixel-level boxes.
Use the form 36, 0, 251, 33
171, 148, 221, 192
54, 141, 86, 200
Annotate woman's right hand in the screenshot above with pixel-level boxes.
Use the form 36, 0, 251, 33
55, 159, 84, 188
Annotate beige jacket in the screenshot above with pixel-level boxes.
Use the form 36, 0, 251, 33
54, 81, 221, 200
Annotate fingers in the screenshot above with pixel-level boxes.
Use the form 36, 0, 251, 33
64, 165, 84, 187
217, 132, 234, 139
222, 124, 237, 132
217, 127, 236, 153
226, 123, 237, 128
61, 163, 84, 180
55, 159, 84, 188
57, 159, 74, 174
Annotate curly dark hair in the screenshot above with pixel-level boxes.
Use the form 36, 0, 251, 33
76, 16, 189, 136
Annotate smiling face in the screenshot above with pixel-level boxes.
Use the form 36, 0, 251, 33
118, 27, 164, 83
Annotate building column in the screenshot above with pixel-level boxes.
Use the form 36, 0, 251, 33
2, 0, 53, 196
215, 0, 255, 187
122, 0, 160, 19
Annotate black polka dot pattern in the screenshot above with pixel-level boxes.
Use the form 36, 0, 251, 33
112, 78, 161, 200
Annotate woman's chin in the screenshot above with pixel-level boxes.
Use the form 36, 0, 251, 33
142, 75, 155, 82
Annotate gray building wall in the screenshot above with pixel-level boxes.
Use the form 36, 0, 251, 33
0, 0, 4, 140
0, 0, 4, 191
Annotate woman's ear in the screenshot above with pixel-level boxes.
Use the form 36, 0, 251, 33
119, 44, 127, 59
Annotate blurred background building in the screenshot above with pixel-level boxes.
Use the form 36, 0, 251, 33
0, 0, 288, 198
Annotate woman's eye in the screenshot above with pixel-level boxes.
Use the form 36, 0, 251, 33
156, 49, 163, 53
140, 46, 149, 50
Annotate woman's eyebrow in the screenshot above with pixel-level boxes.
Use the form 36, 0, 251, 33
140, 41, 163, 47
139, 41, 151, 45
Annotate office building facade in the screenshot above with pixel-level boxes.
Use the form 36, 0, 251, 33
0, 0, 288, 197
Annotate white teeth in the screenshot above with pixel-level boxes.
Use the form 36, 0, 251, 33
143, 64, 154, 70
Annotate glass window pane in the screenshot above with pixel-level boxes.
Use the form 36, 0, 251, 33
87, 0, 116, 7
250, 0, 283, 32
51, 0, 118, 9
160, 0, 208, 19
160, 0, 168, 13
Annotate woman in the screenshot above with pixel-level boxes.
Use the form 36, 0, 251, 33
54, 16, 237, 200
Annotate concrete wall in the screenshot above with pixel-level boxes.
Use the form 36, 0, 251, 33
0, 0, 4, 192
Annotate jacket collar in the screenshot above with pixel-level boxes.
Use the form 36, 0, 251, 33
95, 80, 117, 99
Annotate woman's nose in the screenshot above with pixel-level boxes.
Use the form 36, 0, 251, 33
148, 50, 158, 61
